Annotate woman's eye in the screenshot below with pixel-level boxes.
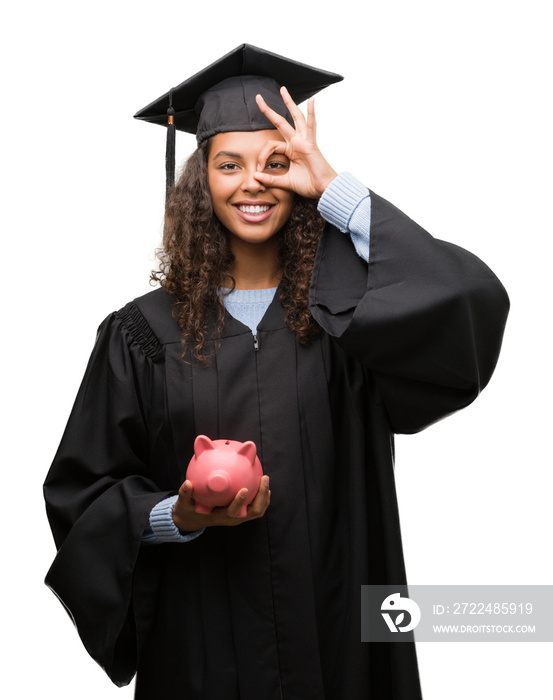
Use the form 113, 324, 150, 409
220, 163, 240, 171
266, 161, 287, 171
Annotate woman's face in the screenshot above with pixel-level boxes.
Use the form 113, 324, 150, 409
207, 130, 294, 247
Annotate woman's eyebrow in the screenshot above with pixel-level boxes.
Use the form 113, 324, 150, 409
212, 150, 244, 160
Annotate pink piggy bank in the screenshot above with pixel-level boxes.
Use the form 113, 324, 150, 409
186, 435, 263, 517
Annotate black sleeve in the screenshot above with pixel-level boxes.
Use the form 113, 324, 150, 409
43, 310, 171, 686
309, 190, 510, 434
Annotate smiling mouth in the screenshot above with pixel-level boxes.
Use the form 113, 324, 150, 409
236, 204, 272, 214
232, 203, 275, 223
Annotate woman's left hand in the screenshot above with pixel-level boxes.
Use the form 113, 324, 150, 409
254, 87, 338, 199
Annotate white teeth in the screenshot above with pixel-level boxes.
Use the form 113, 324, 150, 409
237, 205, 271, 214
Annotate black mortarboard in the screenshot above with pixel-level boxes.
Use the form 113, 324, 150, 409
134, 44, 343, 192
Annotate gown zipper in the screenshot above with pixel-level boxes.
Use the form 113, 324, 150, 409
253, 334, 259, 351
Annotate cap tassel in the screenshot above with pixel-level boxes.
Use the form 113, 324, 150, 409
165, 88, 176, 194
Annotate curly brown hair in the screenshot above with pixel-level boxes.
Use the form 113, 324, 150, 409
151, 138, 324, 363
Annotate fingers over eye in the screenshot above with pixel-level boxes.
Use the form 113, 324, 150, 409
256, 141, 287, 173
279, 86, 307, 131
306, 97, 317, 139
255, 94, 296, 139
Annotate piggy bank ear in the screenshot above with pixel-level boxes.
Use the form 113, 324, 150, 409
237, 440, 257, 464
194, 435, 215, 457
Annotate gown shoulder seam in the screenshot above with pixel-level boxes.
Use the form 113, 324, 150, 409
115, 302, 162, 359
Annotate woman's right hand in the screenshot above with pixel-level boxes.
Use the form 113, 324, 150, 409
172, 476, 271, 532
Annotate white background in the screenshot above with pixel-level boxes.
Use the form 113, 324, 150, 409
2, 1, 551, 697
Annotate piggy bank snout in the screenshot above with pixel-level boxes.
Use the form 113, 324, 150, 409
206, 470, 230, 494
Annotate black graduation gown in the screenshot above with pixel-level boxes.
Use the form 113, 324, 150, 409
44, 191, 509, 699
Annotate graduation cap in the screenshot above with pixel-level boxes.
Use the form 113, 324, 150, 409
134, 43, 343, 192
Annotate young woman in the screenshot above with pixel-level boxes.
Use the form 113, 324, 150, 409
44, 45, 509, 700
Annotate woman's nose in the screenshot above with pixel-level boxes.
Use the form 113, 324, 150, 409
240, 167, 266, 193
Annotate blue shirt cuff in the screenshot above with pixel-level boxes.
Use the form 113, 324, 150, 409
143, 495, 205, 545
317, 172, 371, 261
318, 172, 370, 232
